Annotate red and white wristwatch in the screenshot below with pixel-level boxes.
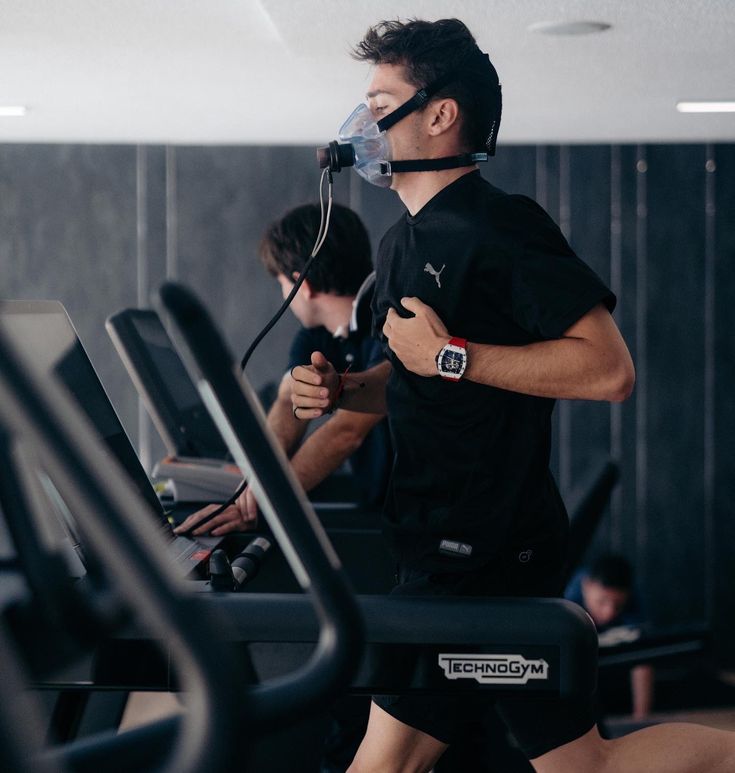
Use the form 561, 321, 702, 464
435, 337, 468, 381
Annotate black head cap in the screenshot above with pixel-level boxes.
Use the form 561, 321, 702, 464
458, 49, 503, 156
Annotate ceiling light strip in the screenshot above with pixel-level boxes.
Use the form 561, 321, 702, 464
0, 106, 27, 117
676, 102, 735, 113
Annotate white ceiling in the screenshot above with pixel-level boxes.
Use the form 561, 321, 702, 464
0, 0, 733, 145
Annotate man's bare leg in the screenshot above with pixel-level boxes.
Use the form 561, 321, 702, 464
532, 722, 735, 773
347, 701, 448, 773
349, 703, 735, 773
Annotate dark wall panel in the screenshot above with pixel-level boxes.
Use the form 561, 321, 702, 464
713, 145, 735, 658
142, 145, 168, 299
644, 145, 707, 624
537, 146, 561, 221
567, 146, 612, 498
610, 146, 642, 559
0, 144, 140, 449
137, 145, 168, 469
483, 145, 536, 198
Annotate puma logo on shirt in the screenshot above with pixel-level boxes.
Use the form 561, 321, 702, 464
424, 262, 446, 288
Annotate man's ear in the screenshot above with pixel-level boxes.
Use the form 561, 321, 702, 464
426, 97, 461, 137
292, 271, 315, 298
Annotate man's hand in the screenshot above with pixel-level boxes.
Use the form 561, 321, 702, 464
291, 351, 340, 419
383, 297, 449, 377
173, 486, 258, 537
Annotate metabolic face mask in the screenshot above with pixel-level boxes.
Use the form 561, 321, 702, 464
317, 53, 501, 186
336, 102, 393, 187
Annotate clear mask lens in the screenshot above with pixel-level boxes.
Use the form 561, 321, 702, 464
338, 104, 392, 187
339, 103, 382, 140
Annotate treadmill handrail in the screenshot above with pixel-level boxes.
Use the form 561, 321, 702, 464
0, 621, 60, 773
0, 327, 247, 773
38, 593, 598, 701
158, 281, 364, 728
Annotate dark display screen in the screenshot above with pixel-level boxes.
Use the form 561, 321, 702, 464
0, 302, 166, 524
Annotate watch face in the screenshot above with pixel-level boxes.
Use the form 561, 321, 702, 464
441, 350, 464, 373
438, 344, 466, 379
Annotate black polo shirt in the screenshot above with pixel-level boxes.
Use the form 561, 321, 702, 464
371, 170, 615, 572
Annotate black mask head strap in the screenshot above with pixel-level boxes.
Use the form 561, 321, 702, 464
383, 153, 488, 175
375, 69, 458, 133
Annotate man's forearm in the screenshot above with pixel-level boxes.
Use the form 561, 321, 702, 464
268, 390, 308, 455
290, 410, 384, 492
464, 306, 634, 402
465, 336, 633, 402
337, 360, 391, 414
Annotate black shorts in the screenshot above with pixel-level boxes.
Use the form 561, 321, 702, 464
373, 544, 597, 761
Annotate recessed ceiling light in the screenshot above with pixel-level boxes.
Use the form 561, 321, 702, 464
528, 21, 612, 36
676, 101, 735, 113
0, 106, 27, 117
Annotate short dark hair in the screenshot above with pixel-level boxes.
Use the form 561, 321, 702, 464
588, 553, 633, 591
259, 203, 372, 296
352, 18, 501, 153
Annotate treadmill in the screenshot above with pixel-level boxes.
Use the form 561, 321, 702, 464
0, 303, 363, 772
0, 281, 600, 771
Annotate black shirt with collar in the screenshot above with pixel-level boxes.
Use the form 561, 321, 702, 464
371, 170, 615, 572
